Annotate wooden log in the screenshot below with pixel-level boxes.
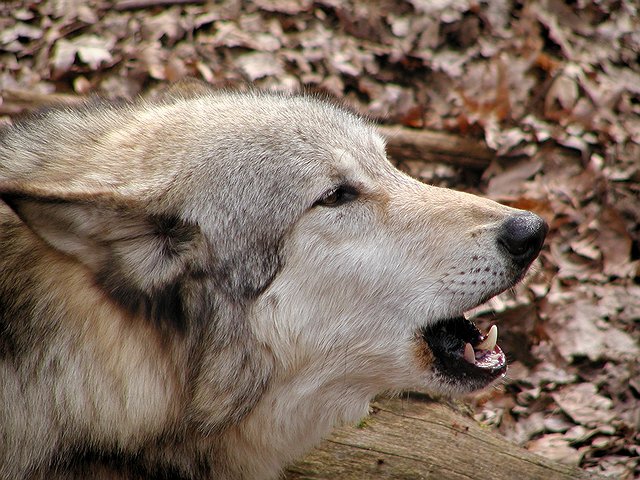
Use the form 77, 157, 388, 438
286, 395, 601, 480
379, 125, 493, 170
0, 89, 86, 116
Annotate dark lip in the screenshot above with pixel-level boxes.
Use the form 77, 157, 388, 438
420, 316, 507, 389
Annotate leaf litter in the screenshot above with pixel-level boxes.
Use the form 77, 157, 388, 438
0, 1, 638, 478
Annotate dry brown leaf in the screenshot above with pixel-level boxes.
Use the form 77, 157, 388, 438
52, 34, 115, 73
544, 290, 640, 362
526, 433, 583, 465
552, 383, 615, 427
595, 207, 635, 278
253, 0, 313, 15
236, 51, 283, 81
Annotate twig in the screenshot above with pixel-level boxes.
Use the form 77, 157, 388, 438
114, 0, 206, 11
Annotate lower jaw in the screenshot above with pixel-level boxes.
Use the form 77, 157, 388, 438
419, 316, 507, 392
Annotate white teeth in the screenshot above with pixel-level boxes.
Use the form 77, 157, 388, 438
476, 325, 498, 351
463, 343, 476, 364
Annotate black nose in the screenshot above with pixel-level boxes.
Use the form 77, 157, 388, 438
498, 213, 548, 266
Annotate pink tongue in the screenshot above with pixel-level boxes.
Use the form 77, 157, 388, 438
463, 325, 500, 365
475, 345, 504, 368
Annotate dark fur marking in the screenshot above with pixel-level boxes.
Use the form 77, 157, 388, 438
96, 214, 200, 332
98, 273, 187, 332
93, 211, 285, 335
53, 445, 209, 480
0, 304, 18, 359
150, 214, 200, 258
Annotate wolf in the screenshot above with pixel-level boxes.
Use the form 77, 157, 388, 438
0, 80, 547, 479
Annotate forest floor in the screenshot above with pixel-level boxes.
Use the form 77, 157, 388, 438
1, 1, 639, 478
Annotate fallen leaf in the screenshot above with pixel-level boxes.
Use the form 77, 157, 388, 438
552, 383, 615, 427
236, 51, 283, 81
526, 433, 583, 465
544, 292, 640, 362
74, 35, 114, 69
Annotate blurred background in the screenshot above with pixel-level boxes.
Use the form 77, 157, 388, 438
1, 1, 638, 478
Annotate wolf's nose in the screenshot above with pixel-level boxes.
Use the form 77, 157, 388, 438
498, 213, 548, 266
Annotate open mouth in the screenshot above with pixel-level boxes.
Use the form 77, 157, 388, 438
420, 316, 507, 390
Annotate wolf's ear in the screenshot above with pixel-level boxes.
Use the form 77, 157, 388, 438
1, 189, 201, 323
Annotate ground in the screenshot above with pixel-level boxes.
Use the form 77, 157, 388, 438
1, 1, 638, 478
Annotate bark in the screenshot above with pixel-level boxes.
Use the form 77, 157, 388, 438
379, 126, 494, 170
286, 395, 602, 480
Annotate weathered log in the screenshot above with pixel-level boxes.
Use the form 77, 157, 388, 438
0, 89, 90, 118
379, 125, 494, 170
286, 395, 601, 480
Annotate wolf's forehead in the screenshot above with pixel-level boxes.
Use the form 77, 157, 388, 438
329, 147, 375, 179
183, 93, 379, 142
188, 94, 386, 160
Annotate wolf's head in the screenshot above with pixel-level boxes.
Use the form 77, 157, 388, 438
0, 80, 546, 478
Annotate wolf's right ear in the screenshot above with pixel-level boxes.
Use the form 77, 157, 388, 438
1, 187, 202, 324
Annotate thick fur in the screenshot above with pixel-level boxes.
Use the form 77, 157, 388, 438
1, 81, 539, 479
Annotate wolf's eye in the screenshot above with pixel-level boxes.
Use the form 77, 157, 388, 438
315, 186, 359, 207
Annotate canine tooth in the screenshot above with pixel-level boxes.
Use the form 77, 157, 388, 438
476, 325, 498, 351
463, 343, 476, 364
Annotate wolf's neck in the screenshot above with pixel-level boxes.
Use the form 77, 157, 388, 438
221, 373, 374, 479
